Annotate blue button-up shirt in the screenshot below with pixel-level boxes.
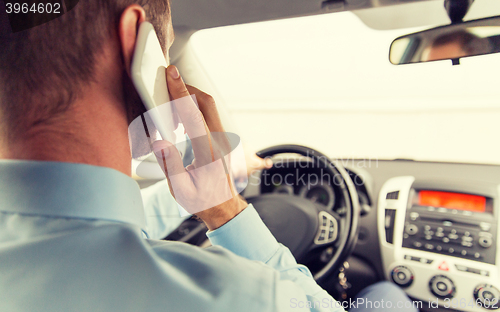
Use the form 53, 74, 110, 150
0, 160, 344, 312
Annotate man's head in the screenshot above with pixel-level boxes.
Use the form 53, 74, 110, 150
424, 30, 491, 62
0, 0, 173, 157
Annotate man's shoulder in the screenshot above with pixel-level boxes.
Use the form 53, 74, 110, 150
0, 222, 277, 312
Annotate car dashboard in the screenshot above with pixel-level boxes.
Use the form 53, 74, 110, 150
244, 159, 500, 312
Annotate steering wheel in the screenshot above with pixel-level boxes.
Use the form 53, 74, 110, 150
248, 144, 360, 283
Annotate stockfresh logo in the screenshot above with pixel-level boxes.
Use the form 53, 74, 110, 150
1, 0, 80, 33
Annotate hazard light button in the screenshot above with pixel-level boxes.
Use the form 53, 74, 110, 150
438, 261, 449, 271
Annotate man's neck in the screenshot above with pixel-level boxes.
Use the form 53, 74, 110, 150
1, 90, 133, 176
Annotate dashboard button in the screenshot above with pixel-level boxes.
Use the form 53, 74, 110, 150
479, 222, 491, 232
413, 241, 422, 248
455, 265, 467, 272
474, 284, 499, 309
410, 212, 419, 221
425, 243, 434, 250
438, 261, 449, 271
461, 241, 473, 248
462, 236, 473, 242
391, 266, 414, 288
430, 275, 455, 299
405, 224, 418, 235
478, 236, 493, 248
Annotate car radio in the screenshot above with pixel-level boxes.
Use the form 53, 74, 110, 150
402, 189, 497, 265
378, 177, 500, 312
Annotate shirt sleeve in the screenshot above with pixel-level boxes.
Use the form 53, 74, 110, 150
207, 204, 346, 312
140, 179, 190, 239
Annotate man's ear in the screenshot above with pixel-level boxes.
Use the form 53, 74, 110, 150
118, 5, 146, 75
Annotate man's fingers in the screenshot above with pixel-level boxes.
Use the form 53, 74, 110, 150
166, 65, 207, 139
185, 85, 225, 133
166, 66, 213, 163
184, 85, 231, 156
152, 140, 187, 178
166, 66, 191, 99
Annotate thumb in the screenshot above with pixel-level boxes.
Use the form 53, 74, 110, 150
152, 140, 186, 178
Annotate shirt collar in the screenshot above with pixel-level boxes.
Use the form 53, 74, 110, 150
0, 160, 146, 231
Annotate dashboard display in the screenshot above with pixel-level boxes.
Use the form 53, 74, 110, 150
418, 190, 486, 213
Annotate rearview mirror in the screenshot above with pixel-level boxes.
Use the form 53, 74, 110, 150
389, 16, 500, 65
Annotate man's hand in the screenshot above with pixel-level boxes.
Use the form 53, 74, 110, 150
152, 65, 247, 231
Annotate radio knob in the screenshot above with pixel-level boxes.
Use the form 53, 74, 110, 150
473, 284, 500, 310
429, 275, 455, 299
479, 235, 493, 248
391, 266, 414, 287
405, 224, 419, 236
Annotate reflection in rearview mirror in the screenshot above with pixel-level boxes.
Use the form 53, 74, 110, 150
390, 16, 500, 65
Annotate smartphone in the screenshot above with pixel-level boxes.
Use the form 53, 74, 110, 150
131, 22, 178, 144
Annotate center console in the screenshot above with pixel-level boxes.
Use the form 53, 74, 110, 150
378, 177, 500, 311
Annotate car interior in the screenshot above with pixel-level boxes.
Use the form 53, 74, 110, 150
134, 0, 500, 311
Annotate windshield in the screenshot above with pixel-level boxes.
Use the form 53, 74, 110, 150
189, 11, 500, 165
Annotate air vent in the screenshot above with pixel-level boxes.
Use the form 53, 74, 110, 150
384, 209, 397, 244
386, 191, 400, 200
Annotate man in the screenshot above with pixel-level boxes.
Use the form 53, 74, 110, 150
0, 1, 417, 311
423, 30, 492, 62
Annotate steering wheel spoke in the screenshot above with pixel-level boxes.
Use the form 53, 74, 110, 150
314, 211, 340, 246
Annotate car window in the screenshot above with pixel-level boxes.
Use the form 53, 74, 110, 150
189, 11, 500, 165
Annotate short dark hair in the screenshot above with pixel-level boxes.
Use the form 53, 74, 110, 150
0, 0, 170, 142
